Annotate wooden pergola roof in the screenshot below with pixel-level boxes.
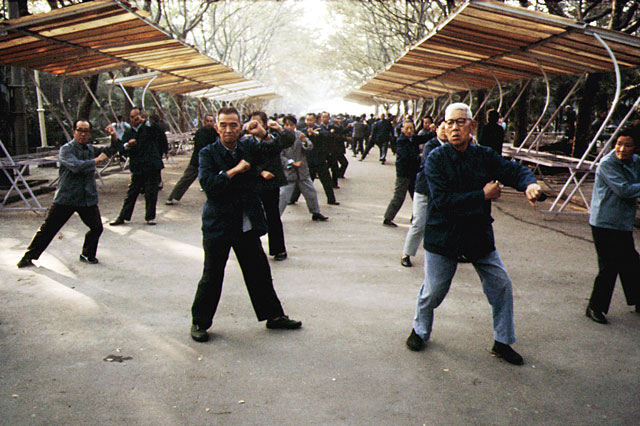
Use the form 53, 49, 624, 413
0, 0, 264, 96
347, 0, 640, 105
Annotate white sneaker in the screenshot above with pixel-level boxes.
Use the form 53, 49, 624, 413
146, 219, 156, 225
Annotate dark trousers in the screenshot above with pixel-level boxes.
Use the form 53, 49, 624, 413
260, 188, 286, 256
24, 203, 103, 260
191, 232, 285, 329
291, 161, 336, 204
362, 140, 388, 161
352, 137, 365, 155
383, 176, 415, 221
117, 170, 161, 221
168, 164, 198, 201
327, 153, 348, 186
589, 226, 639, 313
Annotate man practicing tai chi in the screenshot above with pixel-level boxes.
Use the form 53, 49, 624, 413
406, 103, 542, 366
18, 120, 115, 268
189, 107, 301, 342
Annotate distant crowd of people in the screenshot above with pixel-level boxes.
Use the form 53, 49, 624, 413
16, 102, 640, 365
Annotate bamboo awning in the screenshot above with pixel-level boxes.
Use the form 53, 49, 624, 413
346, 0, 640, 105
0, 0, 272, 98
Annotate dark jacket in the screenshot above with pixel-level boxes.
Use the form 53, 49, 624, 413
303, 125, 329, 166
414, 137, 445, 195
478, 122, 504, 155
423, 143, 536, 260
370, 119, 393, 144
120, 124, 164, 174
189, 127, 218, 168
53, 139, 117, 207
395, 133, 430, 178
198, 139, 268, 240
252, 129, 294, 191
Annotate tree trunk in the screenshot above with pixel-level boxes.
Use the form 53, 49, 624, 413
77, 74, 99, 121
8, 0, 28, 154
573, 73, 602, 158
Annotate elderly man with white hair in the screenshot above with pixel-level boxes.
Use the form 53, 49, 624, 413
406, 103, 542, 365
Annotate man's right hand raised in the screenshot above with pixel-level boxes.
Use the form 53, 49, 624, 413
483, 181, 501, 200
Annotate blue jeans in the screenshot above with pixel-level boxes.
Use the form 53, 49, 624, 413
402, 192, 428, 257
413, 250, 515, 345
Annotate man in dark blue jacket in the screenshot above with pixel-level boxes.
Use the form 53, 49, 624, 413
382, 119, 431, 227
189, 107, 301, 343
165, 114, 218, 205
361, 113, 393, 163
406, 103, 542, 366
108, 107, 165, 225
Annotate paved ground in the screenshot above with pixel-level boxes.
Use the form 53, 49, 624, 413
1, 150, 639, 425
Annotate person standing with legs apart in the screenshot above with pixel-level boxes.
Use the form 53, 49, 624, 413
382, 119, 430, 228
585, 128, 640, 324
189, 107, 301, 343
406, 103, 542, 366
18, 120, 117, 268
279, 115, 328, 222
166, 114, 218, 205
401, 121, 447, 267
108, 107, 164, 226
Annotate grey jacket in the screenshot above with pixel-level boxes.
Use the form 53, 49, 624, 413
280, 130, 313, 182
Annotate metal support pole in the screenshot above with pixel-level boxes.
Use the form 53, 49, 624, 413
34, 71, 48, 147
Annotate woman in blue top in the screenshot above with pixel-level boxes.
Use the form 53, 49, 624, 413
586, 128, 640, 324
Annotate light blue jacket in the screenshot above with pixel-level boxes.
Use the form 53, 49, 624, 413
589, 150, 640, 231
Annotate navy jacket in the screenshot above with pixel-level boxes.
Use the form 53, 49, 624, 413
414, 137, 445, 195
370, 119, 393, 144
189, 127, 218, 168
424, 143, 536, 260
120, 124, 164, 174
198, 139, 268, 240
395, 133, 431, 178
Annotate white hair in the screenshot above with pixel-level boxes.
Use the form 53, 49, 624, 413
444, 103, 473, 120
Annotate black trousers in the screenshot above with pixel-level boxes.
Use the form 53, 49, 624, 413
291, 161, 336, 204
589, 226, 639, 313
191, 232, 285, 329
168, 164, 198, 201
24, 203, 103, 260
117, 170, 161, 221
361, 140, 388, 161
260, 188, 286, 256
352, 137, 365, 155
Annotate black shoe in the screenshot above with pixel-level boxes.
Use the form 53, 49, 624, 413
586, 306, 607, 324
383, 219, 397, 227
332, 184, 340, 189
146, 219, 156, 225
274, 252, 287, 261
406, 329, 424, 351
190, 324, 209, 342
79, 254, 99, 264
17, 256, 34, 268
491, 341, 524, 365
312, 213, 328, 221
109, 218, 125, 226
328, 201, 340, 205
401, 256, 412, 267
266, 315, 302, 330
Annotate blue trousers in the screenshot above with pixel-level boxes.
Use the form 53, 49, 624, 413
413, 250, 515, 345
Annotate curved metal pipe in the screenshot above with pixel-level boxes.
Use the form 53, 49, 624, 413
515, 54, 550, 154
484, 66, 503, 112
141, 74, 159, 111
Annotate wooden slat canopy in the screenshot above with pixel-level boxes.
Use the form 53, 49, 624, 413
347, 0, 640, 105
0, 0, 267, 97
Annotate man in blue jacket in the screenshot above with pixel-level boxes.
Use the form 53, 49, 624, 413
406, 103, 542, 365
17, 120, 116, 267
189, 107, 301, 343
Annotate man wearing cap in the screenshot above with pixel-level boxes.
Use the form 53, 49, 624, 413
406, 103, 542, 365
